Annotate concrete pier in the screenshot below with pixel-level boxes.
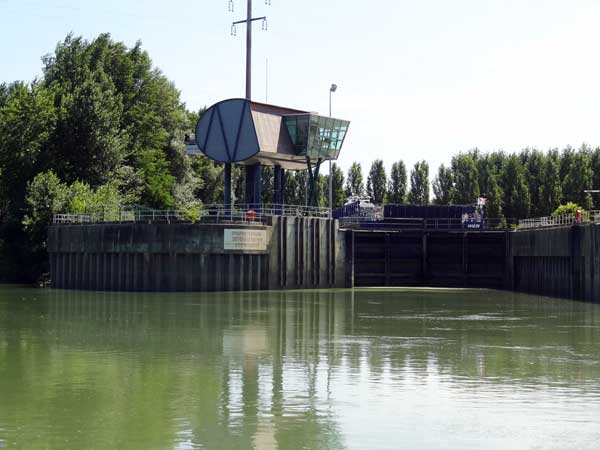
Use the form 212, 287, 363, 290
48, 217, 600, 302
508, 223, 600, 302
48, 217, 345, 292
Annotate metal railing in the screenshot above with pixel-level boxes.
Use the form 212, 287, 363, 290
518, 210, 600, 229
232, 203, 331, 218
52, 203, 332, 225
338, 217, 513, 230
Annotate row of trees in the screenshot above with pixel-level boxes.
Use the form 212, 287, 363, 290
336, 145, 600, 221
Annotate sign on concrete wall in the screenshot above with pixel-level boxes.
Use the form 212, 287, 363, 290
224, 229, 267, 251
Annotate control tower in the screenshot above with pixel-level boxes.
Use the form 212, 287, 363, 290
191, 98, 350, 208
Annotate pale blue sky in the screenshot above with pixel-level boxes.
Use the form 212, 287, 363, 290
2, 0, 600, 176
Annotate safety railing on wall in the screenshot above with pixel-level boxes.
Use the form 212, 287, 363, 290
338, 217, 513, 230
52, 203, 332, 225
233, 203, 331, 218
518, 210, 600, 229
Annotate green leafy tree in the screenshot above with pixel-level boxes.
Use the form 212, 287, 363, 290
522, 149, 546, 217
23, 171, 69, 252
387, 161, 407, 204
432, 164, 454, 205
316, 174, 328, 207
561, 145, 593, 209
49, 72, 127, 186
483, 173, 505, 225
366, 159, 387, 204
23, 171, 123, 275
538, 151, 562, 216
42, 33, 190, 189
408, 160, 429, 205
451, 153, 479, 204
285, 171, 307, 205
0, 82, 56, 216
500, 155, 530, 219
331, 163, 345, 208
345, 162, 364, 197
137, 149, 175, 208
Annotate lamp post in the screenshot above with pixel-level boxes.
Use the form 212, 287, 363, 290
328, 83, 337, 216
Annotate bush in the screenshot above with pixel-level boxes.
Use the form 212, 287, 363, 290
552, 202, 583, 217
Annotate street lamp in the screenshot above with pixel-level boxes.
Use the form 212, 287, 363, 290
328, 83, 337, 216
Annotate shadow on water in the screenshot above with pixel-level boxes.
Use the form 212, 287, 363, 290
0, 287, 600, 449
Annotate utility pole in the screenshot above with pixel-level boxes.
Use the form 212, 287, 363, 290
230, 0, 268, 206
231, 0, 268, 100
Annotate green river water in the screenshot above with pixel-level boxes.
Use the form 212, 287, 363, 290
0, 286, 599, 450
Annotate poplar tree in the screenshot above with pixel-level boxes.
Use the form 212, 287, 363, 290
408, 161, 429, 205
523, 149, 546, 217
331, 163, 346, 208
538, 151, 562, 216
432, 164, 454, 205
366, 159, 387, 204
451, 153, 479, 204
561, 145, 593, 209
345, 162, 364, 197
387, 161, 408, 204
501, 155, 530, 219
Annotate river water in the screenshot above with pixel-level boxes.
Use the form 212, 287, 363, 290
0, 287, 599, 450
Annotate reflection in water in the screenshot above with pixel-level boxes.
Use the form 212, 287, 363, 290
0, 287, 599, 449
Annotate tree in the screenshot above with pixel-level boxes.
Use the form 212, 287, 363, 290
191, 156, 222, 205
451, 153, 479, 204
522, 149, 546, 217
408, 161, 429, 205
285, 171, 307, 205
366, 159, 387, 204
49, 71, 127, 186
538, 152, 562, 216
483, 173, 505, 225
561, 145, 593, 209
137, 149, 175, 208
261, 166, 274, 204
42, 33, 189, 187
345, 162, 364, 197
500, 155, 530, 219
387, 161, 407, 204
316, 174, 328, 207
432, 164, 453, 205
22, 171, 69, 252
0, 82, 56, 217
331, 163, 345, 208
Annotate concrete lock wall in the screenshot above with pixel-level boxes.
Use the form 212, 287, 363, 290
47, 217, 346, 292
508, 223, 600, 302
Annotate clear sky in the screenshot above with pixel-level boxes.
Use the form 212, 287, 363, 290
2, 0, 600, 176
